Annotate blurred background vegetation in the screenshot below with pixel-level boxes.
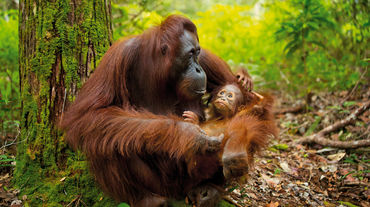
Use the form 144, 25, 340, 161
0, 0, 369, 135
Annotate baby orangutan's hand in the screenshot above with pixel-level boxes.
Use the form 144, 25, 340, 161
183, 111, 200, 125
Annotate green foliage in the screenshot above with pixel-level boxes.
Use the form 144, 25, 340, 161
0, 154, 15, 167
273, 0, 366, 94
0, 9, 19, 135
190, 0, 367, 94
276, 0, 334, 57
112, 1, 163, 39
193, 4, 286, 89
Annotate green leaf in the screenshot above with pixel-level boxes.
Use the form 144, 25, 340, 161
117, 203, 130, 207
338, 201, 359, 207
343, 101, 356, 107
0, 159, 15, 162
274, 168, 281, 175
307, 40, 326, 48
286, 43, 300, 56
0, 155, 8, 159
272, 144, 289, 151
284, 39, 299, 52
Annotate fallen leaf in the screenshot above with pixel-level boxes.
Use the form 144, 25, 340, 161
279, 161, 291, 173
10, 199, 22, 207
261, 174, 280, 187
330, 133, 340, 140
295, 144, 303, 150
359, 114, 369, 123
339, 91, 348, 97
327, 152, 346, 162
265, 201, 279, 207
246, 192, 258, 199
320, 164, 338, 173
0, 173, 10, 181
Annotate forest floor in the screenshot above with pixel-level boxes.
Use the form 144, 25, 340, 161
0, 87, 369, 207
226, 87, 370, 207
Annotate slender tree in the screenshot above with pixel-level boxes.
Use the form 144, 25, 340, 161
16, 0, 114, 205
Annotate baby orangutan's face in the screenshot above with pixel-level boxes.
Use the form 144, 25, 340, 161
212, 84, 243, 118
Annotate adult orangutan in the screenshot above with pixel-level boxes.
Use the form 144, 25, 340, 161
61, 15, 274, 206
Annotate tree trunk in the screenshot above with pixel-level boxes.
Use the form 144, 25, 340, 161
16, 0, 113, 206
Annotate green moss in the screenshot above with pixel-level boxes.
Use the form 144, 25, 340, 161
16, 0, 112, 205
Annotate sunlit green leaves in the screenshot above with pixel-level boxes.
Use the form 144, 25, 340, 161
112, 2, 163, 39
276, 0, 334, 57
0, 9, 19, 134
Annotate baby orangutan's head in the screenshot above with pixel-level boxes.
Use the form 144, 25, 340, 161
211, 84, 244, 118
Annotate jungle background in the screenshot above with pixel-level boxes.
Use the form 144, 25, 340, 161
0, 0, 368, 206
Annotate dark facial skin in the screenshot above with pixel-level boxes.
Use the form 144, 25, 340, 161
174, 30, 206, 100
212, 84, 243, 118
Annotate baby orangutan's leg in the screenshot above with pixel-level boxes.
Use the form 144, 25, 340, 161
221, 130, 253, 179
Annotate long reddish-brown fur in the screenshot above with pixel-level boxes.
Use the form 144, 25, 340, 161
200, 91, 278, 179
222, 94, 278, 172
61, 14, 276, 206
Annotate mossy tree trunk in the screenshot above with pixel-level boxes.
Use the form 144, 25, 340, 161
16, 0, 114, 206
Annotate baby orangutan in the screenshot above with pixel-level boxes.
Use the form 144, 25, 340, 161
183, 83, 264, 137
183, 83, 274, 207
183, 84, 244, 125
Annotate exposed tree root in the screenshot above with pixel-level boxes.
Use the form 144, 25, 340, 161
295, 100, 370, 149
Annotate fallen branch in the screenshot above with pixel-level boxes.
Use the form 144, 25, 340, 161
295, 100, 370, 149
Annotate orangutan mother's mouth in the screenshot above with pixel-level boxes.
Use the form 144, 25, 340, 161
193, 89, 206, 95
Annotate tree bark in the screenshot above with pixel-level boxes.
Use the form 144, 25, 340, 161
16, 0, 113, 205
